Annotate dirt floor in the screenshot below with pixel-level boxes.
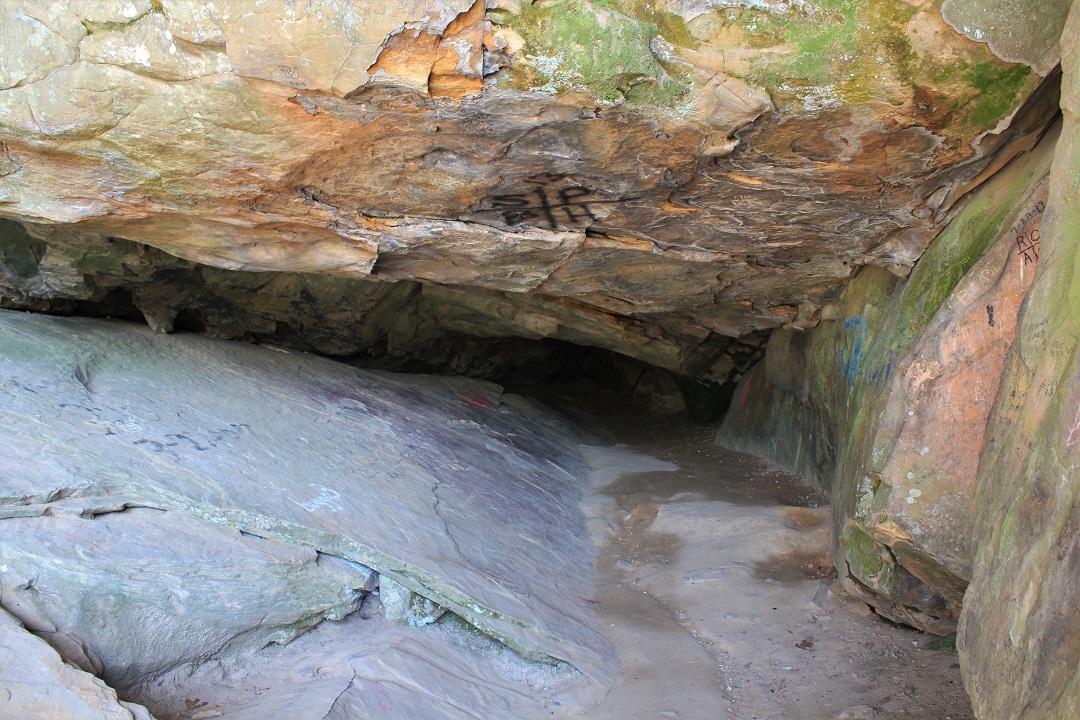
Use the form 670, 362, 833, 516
542, 379, 976, 720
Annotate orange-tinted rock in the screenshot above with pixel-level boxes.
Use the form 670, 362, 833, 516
859, 185, 1046, 595
958, 4, 1080, 716
0, 2, 1059, 379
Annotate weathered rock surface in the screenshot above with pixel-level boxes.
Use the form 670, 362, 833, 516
0, 1, 1059, 381
958, 3, 1080, 717
717, 119, 1058, 633
0, 1, 1076, 716
130, 612, 584, 720
0, 311, 613, 687
0, 507, 371, 689
942, 0, 1072, 76
0, 607, 155, 720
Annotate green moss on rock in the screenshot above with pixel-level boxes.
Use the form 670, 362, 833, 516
691, 0, 1036, 135
499, 0, 691, 107
844, 525, 898, 596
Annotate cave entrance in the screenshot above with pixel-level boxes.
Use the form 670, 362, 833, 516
1, 221, 972, 719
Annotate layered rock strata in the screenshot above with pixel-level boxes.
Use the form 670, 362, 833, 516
0, 0, 1061, 381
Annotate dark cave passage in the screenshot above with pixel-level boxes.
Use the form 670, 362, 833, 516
0, 217, 751, 424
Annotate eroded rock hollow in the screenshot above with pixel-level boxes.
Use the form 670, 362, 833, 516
0, 1, 1077, 719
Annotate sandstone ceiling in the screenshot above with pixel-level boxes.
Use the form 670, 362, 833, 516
0, 0, 1064, 381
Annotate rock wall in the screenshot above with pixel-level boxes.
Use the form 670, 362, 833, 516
0, 608, 155, 720
957, 3, 1080, 717
718, 8, 1080, 711
718, 119, 1058, 634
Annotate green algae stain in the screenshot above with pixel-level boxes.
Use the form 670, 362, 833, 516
844, 525, 899, 596
708, 0, 1032, 134
963, 62, 1035, 128
911, 55, 1036, 145
601, 0, 699, 50
772, 0, 861, 82
733, 1, 856, 94
737, 0, 922, 109
498, 0, 1033, 134
894, 152, 1049, 337
498, 0, 691, 107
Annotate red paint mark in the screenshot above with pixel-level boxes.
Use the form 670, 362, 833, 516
739, 372, 754, 410
464, 392, 496, 410
370, 681, 394, 712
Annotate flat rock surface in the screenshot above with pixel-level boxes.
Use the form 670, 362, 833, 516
131, 611, 585, 720
0, 310, 613, 684
0, 507, 371, 689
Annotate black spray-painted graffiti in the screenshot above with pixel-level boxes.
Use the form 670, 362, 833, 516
486, 174, 613, 230
1011, 199, 1045, 266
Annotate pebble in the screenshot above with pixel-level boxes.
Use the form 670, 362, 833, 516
357, 592, 383, 620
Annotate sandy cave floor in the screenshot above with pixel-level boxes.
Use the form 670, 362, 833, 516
545, 380, 976, 720
125, 379, 976, 720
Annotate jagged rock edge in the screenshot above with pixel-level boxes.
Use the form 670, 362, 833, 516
0, 482, 583, 675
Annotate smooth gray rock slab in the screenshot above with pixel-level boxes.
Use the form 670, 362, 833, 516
132, 612, 586, 720
0, 508, 368, 689
941, 0, 1070, 75
0, 311, 612, 684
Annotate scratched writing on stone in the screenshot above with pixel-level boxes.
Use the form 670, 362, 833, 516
489, 174, 606, 229
1011, 199, 1044, 266
290, 483, 343, 513
1015, 228, 1040, 265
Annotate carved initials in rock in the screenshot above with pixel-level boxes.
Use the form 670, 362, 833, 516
1015, 228, 1040, 265
1011, 200, 1044, 266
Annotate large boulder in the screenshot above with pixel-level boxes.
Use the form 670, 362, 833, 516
0, 310, 613, 687
957, 3, 1080, 717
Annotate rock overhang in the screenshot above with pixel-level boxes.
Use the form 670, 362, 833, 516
0, 0, 1066, 382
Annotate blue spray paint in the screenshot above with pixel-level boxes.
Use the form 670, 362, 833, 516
839, 317, 866, 386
